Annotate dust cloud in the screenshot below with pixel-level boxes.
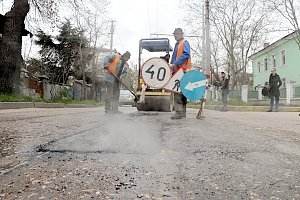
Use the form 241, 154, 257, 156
95, 116, 162, 154
47, 115, 163, 155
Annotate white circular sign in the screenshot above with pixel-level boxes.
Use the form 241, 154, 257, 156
141, 58, 172, 88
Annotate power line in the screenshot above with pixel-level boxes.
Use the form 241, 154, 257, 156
156, 0, 159, 33
147, 0, 151, 35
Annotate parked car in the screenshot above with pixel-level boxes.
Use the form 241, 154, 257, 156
119, 90, 136, 106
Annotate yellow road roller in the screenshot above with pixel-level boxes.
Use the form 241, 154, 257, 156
136, 38, 174, 112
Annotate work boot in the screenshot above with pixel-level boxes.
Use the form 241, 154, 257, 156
171, 112, 184, 119
171, 104, 184, 120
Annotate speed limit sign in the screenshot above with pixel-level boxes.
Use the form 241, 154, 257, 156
141, 58, 172, 88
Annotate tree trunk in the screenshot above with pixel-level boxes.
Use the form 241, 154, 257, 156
0, 0, 29, 94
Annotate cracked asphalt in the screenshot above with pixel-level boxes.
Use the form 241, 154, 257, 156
0, 107, 299, 199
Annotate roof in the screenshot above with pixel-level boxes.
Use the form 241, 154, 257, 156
139, 38, 173, 52
249, 31, 299, 59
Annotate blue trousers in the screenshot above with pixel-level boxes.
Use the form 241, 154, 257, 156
269, 95, 279, 111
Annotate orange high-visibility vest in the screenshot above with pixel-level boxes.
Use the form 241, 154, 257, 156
176, 39, 192, 72
106, 54, 120, 75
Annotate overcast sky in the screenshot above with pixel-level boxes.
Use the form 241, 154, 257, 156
107, 0, 186, 62
1, 0, 187, 63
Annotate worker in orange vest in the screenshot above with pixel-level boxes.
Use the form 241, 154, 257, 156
102, 51, 131, 114
170, 28, 192, 119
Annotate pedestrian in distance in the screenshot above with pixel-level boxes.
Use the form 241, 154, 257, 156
169, 28, 192, 119
220, 71, 229, 112
262, 82, 270, 97
102, 51, 131, 114
267, 67, 282, 112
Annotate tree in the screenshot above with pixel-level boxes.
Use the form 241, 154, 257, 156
0, 0, 30, 94
0, 0, 58, 94
68, 0, 110, 100
0, 0, 109, 95
185, 0, 273, 88
270, 0, 300, 50
122, 62, 139, 92
32, 21, 89, 85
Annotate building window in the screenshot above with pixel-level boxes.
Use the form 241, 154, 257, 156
281, 50, 286, 66
272, 54, 276, 68
264, 58, 268, 71
257, 61, 261, 73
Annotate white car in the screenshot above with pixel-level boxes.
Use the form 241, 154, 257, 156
119, 90, 136, 106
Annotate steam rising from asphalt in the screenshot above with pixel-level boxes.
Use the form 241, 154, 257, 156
51, 116, 162, 155
97, 117, 162, 154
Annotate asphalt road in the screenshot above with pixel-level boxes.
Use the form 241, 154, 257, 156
0, 107, 299, 199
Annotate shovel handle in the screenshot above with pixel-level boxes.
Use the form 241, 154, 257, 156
108, 69, 140, 101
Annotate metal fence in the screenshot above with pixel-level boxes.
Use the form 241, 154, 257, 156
295, 85, 300, 98
228, 84, 300, 100
248, 90, 258, 99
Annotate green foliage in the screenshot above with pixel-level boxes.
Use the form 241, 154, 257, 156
31, 20, 90, 84
0, 94, 42, 102
227, 99, 250, 106
0, 93, 103, 105
204, 99, 250, 106
58, 87, 72, 100
50, 99, 102, 105
188, 99, 250, 106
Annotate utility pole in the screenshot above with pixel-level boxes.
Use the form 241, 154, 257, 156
109, 20, 115, 53
197, 0, 211, 119
202, 4, 206, 72
204, 0, 211, 77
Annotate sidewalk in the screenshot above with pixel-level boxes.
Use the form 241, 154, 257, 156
1, 102, 299, 112
188, 104, 300, 112
0, 102, 97, 110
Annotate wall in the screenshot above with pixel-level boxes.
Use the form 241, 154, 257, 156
252, 36, 300, 88
43, 81, 92, 101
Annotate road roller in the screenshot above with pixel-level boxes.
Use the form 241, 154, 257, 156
136, 38, 174, 112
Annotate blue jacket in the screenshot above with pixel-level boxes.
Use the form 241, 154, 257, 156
171, 38, 191, 68
102, 53, 128, 83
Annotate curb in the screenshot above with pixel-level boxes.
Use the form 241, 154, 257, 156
188, 104, 300, 112
1, 102, 299, 112
0, 102, 98, 110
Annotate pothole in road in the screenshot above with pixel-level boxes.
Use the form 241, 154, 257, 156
35, 144, 120, 154
35, 119, 163, 155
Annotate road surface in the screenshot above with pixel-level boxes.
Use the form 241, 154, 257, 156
0, 107, 299, 199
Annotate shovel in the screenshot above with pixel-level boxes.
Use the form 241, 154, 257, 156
109, 70, 141, 103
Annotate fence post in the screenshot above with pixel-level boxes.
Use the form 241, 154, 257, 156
241, 85, 248, 103
286, 80, 291, 106
257, 87, 263, 100
286, 80, 296, 106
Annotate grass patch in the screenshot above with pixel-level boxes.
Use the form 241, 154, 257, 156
49, 99, 102, 105
228, 99, 250, 106
188, 99, 250, 106
0, 94, 42, 102
0, 94, 103, 106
